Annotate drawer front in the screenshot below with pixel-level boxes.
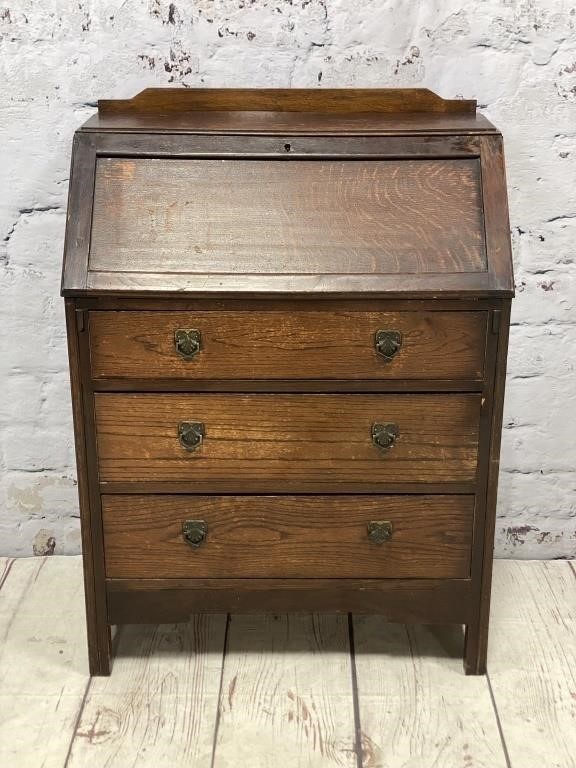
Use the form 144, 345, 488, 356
102, 495, 474, 579
95, 393, 481, 488
89, 310, 487, 381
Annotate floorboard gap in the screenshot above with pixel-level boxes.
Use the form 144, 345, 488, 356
62, 677, 92, 768
348, 614, 364, 768
486, 672, 513, 768
0, 559, 15, 592
209, 613, 231, 768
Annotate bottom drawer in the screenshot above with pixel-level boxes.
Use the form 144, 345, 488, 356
102, 495, 474, 579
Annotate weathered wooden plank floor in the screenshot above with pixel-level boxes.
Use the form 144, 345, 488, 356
0, 558, 574, 768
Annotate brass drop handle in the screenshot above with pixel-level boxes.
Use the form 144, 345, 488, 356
367, 521, 393, 544
182, 520, 207, 548
375, 330, 402, 361
175, 329, 201, 360
372, 422, 399, 451
178, 421, 205, 451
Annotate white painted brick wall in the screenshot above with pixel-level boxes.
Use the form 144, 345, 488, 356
1, 0, 575, 558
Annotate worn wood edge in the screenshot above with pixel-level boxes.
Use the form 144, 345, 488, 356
65, 301, 107, 676
480, 135, 515, 297
474, 300, 512, 672
66, 302, 111, 676
98, 87, 476, 114
61, 133, 96, 295
65, 279, 515, 300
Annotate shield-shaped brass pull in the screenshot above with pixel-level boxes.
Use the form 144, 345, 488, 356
372, 422, 399, 451
182, 520, 207, 548
375, 330, 402, 362
367, 521, 393, 544
178, 421, 204, 451
174, 329, 201, 360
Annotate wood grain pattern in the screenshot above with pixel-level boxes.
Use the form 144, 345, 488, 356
94, 393, 481, 487
352, 618, 508, 768
67, 616, 227, 768
212, 614, 357, 768
488, 560, 576, 768
101, 495, 474, 580
0, 558, 90, 767
98, 87, 476, 114
66, 300, 111, 676
89, 310, 487, 381
89, 158, 486, 277
83, 110, 497, 136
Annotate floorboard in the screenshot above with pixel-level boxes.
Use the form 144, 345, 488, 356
66, 616, 227, 767
0, 557, 574, 768
352, 618, 508, 768
488, 560, 576, 768
212, 614, 358, 768
0, 557, 90, 768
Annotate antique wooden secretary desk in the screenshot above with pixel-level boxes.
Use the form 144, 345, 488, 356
62, 88, 513, 676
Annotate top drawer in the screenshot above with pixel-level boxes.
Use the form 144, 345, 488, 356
88, 310, 487, 381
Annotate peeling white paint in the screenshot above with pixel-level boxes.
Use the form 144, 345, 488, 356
0, 0, 575, 558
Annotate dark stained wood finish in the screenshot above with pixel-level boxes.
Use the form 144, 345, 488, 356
61, 132, 513, 300
64, 302, 110, 676
102, 495, 474, 580
89, 158, 486, 278
465, 300, 512, 674
106, 578, 474, 624
98, 87, 476, 114
62, 88, 513, 676
60, 134, 97, 293
88, 310, 487, 381
94, 393, 481, 487
82, 110, 498, 136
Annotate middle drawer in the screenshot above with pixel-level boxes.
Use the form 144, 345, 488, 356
94, 394, 481, 489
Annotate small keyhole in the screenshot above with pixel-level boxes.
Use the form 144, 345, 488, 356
284, 143, 291, 152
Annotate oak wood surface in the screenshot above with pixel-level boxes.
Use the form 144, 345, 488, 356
89, 309, 487, 381
89, 158, 486, 278
82, 110, 497, 136
94, 393, 481, 487
101, 495, 474, 580
98, 87, 476, 114
465, 300, 511, 675
66, 300, 110, 676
